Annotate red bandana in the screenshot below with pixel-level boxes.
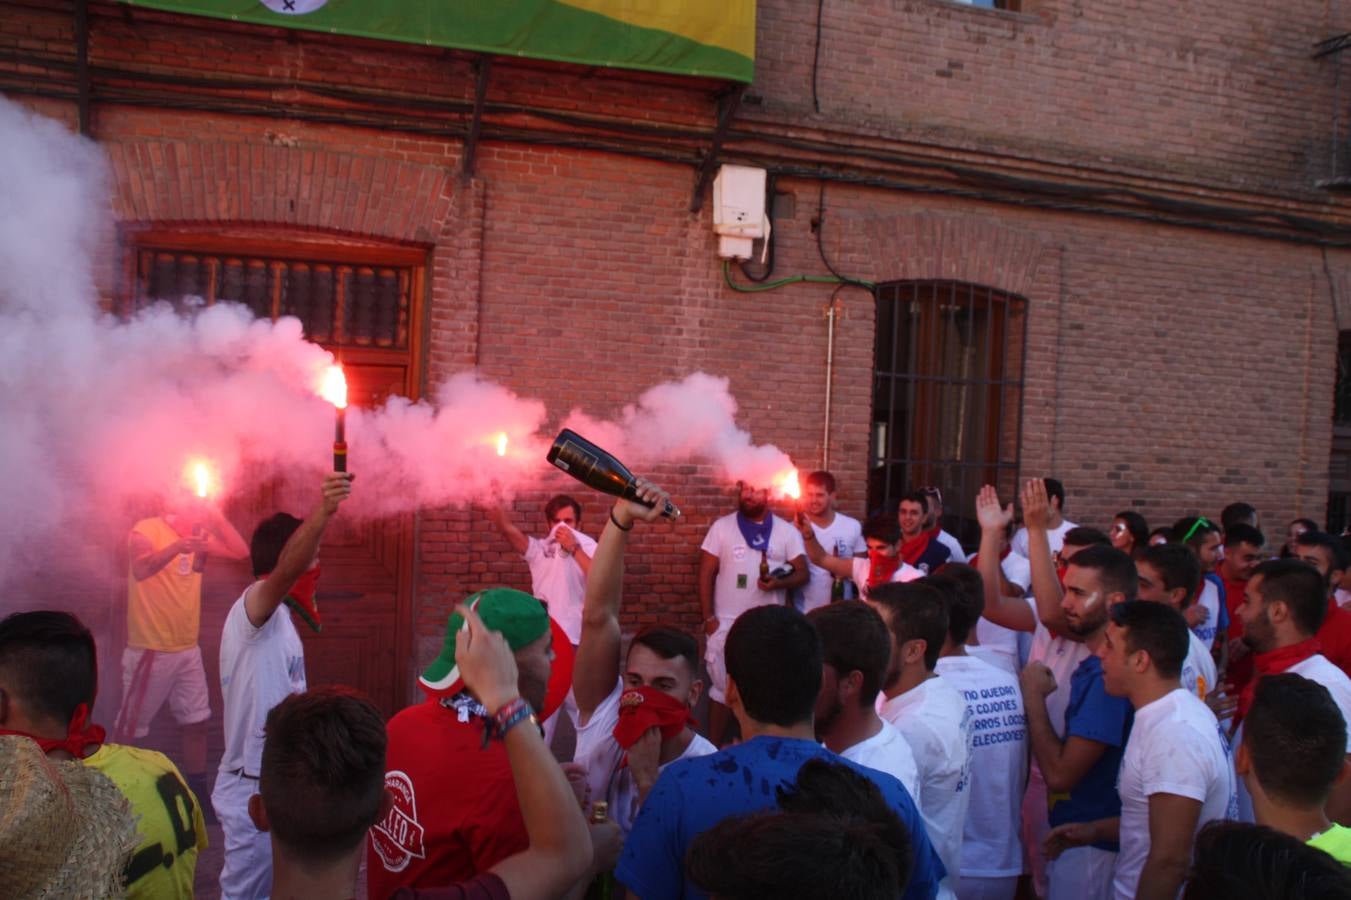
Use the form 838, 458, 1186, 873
269, 566, 323, 632
611, 686, 697, 750
1236, 636, 1322, 725
867, 550, 902, 589
899, 527, 939, 567
0, 703, 105, 759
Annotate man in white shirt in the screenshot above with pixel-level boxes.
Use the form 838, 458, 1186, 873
870, 581, 973, 895
1135, 544, 1217, 700
213, 471, 352, 900
1232, 558, 1351, 824
920, 486, 967, 564
807, 600, 920, 800
801, 512, 923, 601
1048, 601, 1234, 900
1009, 477, 1075, 559
928, 566, 1026, 900
796, 470, 865, 611
699, 481, 808, 745
571, 478, 716, 835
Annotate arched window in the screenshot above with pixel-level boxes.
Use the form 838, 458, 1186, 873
869, 280, 1027, 549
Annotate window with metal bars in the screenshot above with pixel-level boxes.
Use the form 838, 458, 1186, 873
869, 280, 1028, 550
127, 246, 414, 350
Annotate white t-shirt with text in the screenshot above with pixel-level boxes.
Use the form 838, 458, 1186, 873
935, 654, 1027, 879
700, 513, 807, 625
800, 512, 865, 612
839, 718, 921, 802
1182, 630, 1217, 699
1113, 688, 1235, 900
1192, 580, 1223, 649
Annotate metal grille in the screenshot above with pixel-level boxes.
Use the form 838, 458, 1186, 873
133, 249, 412, 349
869, 280, 1028, 550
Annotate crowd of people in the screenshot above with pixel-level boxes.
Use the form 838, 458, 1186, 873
5, 468, 1351, 899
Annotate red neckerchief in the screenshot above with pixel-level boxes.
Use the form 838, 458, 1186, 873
899, 527, 939, 567
260, 566, 323, 632
0, 703, 105, 759
1236, 637, 1322, 725
612, 686, 697, 750
867, 550, 902, 588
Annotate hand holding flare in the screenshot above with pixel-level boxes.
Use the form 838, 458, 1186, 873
320, 364, 348, 473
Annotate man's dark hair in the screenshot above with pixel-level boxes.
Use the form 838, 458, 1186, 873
1043, 478, 1066, 511
862, 513, 901, 545
250, 512, 304, 577
1220, 502, 1260, 533
1223, 523, 1266, 552
1063, 526, 1111, 550
260, 687, 388, 865
1066, 544, 1138, 602
808, 602, 892, 707
1183, 821, 1351, 900
1114, 511, 1150, 553
726, 605, 822, 727
1139, 543, 1202, 608
629, 625, 699, 676
0, 611, 98, 725
1171, 516, 1222, 552
685, 759, 912, 900
544, 494, 581, 525
869, 582, 948, 671
898, 490, 929, 514
932, 563, 985, 645
1252, 559, 1330, 637
1147, 526, 1172, 546
1244, 673, 1347, 809
1294, 531, 1351, 580
1108, 601, 1188, 680
804, 471, 836, 494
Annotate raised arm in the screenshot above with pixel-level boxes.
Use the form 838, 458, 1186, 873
975, 485, 1036, 633
1136, 794, 1203, 900
129, 530, 201, 582
797, 519, 854, 579
1022, 479, 1070, 634
202, 505, 249, 560
555, 525, 592, 577
243, 472, 352, 628
573, 479, 671, 721
485, 505, 531, 555
456, 603, 595, 900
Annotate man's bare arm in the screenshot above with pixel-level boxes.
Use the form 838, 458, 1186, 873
243, 473, 351, 627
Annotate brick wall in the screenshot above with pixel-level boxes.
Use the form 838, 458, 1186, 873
2, 0, 1348, 700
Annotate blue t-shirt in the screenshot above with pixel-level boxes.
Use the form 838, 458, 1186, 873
615, 736, 946, 900
1047, 655, 1134, 852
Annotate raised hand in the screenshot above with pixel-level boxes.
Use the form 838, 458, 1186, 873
975, 484, 1014, 533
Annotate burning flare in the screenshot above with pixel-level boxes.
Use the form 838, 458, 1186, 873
495, 432, 509, 457
320, 364, 348, 409
185, 458, 217, 499
776, 469, 801, 501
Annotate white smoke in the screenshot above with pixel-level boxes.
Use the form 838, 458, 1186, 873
0, 97, 799, 579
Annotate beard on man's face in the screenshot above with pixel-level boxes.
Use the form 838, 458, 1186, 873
739, 498, 768, 520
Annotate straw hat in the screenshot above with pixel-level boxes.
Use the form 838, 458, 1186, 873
0, 735, 138, 899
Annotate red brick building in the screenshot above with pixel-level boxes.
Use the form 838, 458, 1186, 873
4, 0, 1351, 717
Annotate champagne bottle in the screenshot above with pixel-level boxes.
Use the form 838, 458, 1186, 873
547, 429, 680, 519
585, 801, 615, 900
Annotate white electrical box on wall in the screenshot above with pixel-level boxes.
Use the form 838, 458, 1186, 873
713, 165, 769, 260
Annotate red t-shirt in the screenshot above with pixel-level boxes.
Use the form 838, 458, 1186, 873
1223, 573, 1247, 640
367, 699, 528, 900
1319, 598, 1351, 678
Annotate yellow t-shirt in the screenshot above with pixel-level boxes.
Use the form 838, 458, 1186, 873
1309, 823, 1351, 866
127, 517, 202, 652
84, 743, 208, 900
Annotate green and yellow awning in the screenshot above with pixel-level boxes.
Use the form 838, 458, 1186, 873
118, 0, 756, 83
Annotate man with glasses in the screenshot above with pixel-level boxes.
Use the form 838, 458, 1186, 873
919, 486, 967, 564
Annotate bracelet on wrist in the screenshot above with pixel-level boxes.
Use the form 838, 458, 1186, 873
482, 697, 537, 748
610, 509, 633, 532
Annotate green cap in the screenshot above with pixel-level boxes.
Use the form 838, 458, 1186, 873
418, 588, 550, 698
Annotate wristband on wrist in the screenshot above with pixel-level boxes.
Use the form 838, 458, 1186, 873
482, 697, 537, 748
610, 510, 633, 532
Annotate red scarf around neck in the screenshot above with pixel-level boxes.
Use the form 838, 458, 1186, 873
0, 703, 105, 759
899, 526, 940, 567
1236, 636, 1322, 725
259, 566, 323, 632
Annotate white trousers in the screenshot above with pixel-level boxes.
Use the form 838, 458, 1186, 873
212, 770, 272, 900
1046, 845, 1116, 900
